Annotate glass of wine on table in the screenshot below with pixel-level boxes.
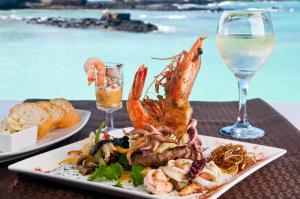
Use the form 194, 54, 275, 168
216, 11, 276, 139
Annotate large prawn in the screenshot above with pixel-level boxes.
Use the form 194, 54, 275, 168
83, 57, 106, 86
127, 36, 206, 140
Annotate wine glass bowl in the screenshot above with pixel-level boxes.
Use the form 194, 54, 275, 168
94, 62, 123, 131
216, 11, 275, 139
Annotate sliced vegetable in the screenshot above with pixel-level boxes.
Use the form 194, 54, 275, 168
90, 140, 111, 155
113, 136, 129, 148
91, 136, 130, 155
95, 121, 105, 144
115, 146, 128, 154
131, 164, 144, 187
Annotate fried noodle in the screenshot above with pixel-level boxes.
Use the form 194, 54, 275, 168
208, 144, 256, 173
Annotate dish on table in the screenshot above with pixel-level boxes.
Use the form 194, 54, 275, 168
8, 128, 286, 199
0, 98, 91, 162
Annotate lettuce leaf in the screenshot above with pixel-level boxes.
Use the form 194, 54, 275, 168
131, 164, 144, 187
88, 162, 123, 182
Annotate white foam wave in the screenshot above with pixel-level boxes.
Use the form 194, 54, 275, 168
218, 1, 233, 6
139, 14, 186, 20
9, 14, 22, 20
173, 3, 201, 10
156, 25, 177, 33
156, 15, 186, 20
0, 16, 8, 20
207, 1, 232, 7
139, 14, 147, 19
247, 7, 280, 12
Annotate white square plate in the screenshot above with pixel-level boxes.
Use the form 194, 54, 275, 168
0, 109, 91, 163
8, 128, 286, 199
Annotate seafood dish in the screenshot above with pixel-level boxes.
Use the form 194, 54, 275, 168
84, 58, 123, 110
55, 36, 261, 197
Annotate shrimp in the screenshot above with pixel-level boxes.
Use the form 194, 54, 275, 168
144, 168, 173, 195
127, 65, 158, 129
84, 57, 106, 86
127, 36, 206, 140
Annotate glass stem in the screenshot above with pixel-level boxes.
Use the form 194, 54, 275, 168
105, 111, 114, 130
237, 78, 250, 125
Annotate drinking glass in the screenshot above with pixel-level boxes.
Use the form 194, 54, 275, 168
95, 62, 123, 131
216, 11, 275, 139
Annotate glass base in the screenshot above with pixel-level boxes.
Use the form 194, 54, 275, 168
219, 122, 265, 139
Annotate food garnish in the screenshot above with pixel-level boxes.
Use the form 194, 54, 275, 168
208, 144, 257, 173
59, 157, 78, 165
95, 121, 105, 144
88, 162, 123, 182
131, 164, 144, 187
186, 159, 206, 182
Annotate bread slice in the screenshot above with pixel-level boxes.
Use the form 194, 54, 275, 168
37, 101, 66, 129
50, 98, 80, 128
9, 103, 53, 139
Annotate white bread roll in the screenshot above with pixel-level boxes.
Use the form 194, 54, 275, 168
50, 98, 80, 128
37, 101, 66, 129
9, 103, 53, 139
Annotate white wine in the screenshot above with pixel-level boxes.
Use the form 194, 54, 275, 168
216, 35, 275, 78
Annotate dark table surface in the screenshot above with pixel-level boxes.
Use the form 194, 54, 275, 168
0, 99, 299, 199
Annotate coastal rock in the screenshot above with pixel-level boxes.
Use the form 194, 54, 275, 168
23, 0, 228, 12
24, 13, 158, 33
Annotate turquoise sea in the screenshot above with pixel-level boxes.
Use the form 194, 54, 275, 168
0, 1, 299, 102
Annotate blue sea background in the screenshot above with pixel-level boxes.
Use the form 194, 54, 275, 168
0, 1, 299, 102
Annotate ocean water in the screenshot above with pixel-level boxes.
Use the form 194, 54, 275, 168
0, 1, 299, 102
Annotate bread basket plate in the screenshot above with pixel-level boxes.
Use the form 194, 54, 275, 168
9, 128, 286, 199
0, 109, 90, 162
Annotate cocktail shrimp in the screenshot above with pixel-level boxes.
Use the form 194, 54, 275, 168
84, 57, 106, 86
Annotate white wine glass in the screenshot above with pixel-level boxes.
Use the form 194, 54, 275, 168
216, 11, 276, 139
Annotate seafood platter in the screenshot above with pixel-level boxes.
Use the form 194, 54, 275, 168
8, 37, 286, 198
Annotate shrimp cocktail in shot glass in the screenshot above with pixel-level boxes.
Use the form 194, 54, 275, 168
84, 58, 123, 132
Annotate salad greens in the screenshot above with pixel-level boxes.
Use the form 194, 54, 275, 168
88, 162, 123, 182
89, 153, 145, 187
88, 121, 145, 187
131, 165, 144, 187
